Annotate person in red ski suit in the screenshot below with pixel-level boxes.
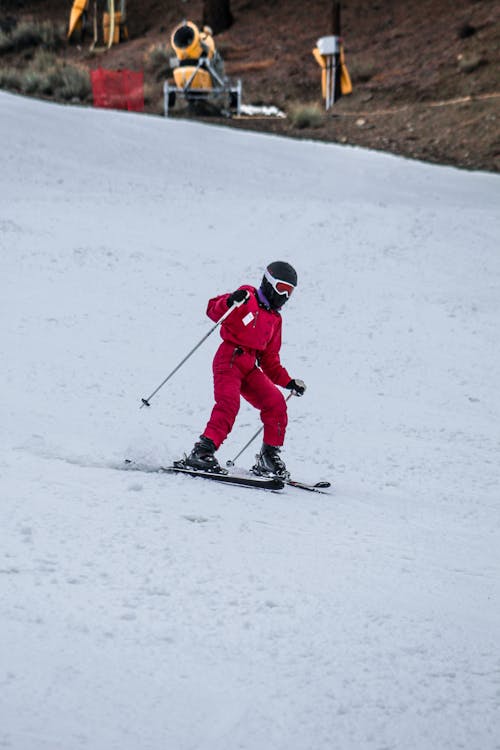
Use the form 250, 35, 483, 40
185, 261, 306, 478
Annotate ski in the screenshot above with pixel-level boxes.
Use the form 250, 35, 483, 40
123, 460, 284, 491
124, 460, 329, 493
249, 465, 332, 495
285, 479, 332, 495
163, 462, 284, 490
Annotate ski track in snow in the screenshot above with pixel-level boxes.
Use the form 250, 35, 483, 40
1, 92, 500, 750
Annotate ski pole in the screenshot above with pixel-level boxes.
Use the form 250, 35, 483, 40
140, 298, 246, 408
226, 392, 294, 467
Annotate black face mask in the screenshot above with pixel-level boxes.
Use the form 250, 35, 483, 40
256, 286, 272, 309
260, 276, 289, 310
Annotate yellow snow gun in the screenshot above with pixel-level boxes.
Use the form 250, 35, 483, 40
164, 21, 241, 117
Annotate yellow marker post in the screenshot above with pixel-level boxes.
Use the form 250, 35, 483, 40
313, 35, 352, 110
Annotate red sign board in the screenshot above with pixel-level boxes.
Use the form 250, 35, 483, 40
91, 69, 144, 112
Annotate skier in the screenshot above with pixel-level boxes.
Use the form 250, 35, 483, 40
184, 261, 306, 479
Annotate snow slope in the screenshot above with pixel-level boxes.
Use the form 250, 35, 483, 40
1, 90, 499, 750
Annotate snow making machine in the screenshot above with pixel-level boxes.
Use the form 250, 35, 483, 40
164, 21, 242, 117
67, 0, 128, 49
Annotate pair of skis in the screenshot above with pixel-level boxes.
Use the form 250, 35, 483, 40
124, 460, 331, 495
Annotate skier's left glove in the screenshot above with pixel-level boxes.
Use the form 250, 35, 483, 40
286, 379, 306, 397
227, 289, 250, 307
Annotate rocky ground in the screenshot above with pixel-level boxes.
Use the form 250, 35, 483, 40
1, 0, 499, 172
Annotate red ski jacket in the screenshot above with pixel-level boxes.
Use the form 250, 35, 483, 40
206, 285, 292, 388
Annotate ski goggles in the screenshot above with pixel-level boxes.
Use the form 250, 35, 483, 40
264, 268, 295, 298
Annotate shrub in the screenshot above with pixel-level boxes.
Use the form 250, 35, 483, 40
0, 66, 22, 90
32, 47, 57, 69
38, 20, 65, 49
21, 70, 44, 94
144, 83, 164, 114
289, 103, 324, 130
0, 54, 91, 102
457, 53, 486, 74
0, 20, 65, 55
349, 58, 378, 84
144, 44, 172, 80
56, 64, 91, 101
0, 30, 11, 54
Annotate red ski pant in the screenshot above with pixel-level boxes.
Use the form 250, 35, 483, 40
203, 341, 288, 449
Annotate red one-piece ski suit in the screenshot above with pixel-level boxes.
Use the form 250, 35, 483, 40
202, 285, 292, 449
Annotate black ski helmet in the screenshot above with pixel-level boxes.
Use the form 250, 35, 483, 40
260, 261, 298, 310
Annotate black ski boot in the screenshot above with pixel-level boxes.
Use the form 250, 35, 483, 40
252, 443, 289, 479
185, 435, 224, 473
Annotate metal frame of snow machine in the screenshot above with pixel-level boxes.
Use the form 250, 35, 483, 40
163, 67, 242, 117
163, 21, 242, 118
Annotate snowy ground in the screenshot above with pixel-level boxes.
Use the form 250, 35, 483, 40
1, 90, 499, 750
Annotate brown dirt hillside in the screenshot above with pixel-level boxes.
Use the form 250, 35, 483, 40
1, 0, 499, 172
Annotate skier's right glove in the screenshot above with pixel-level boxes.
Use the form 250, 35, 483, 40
286, 379, 307, 397
227, 289, 250, 307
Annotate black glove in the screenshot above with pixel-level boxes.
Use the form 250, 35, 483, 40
227, 289, 250, 307
286, 379, 306, 396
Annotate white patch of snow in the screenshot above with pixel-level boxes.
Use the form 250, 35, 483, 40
1, 92, 500, 750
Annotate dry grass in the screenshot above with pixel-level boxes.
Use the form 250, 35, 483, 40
143, 81, 163, 111
144, 43, 173, 80
288, 102, 324, 129
0, 20, 65, 55
348, 57, 379, 84
55, 64, 92, 101
0, 47, 91, 102
226, 59, 274, 74
457, 52, 486, 74
0, 21, 90, 102
216, 42, 253, 61
0, 67, 22, 90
